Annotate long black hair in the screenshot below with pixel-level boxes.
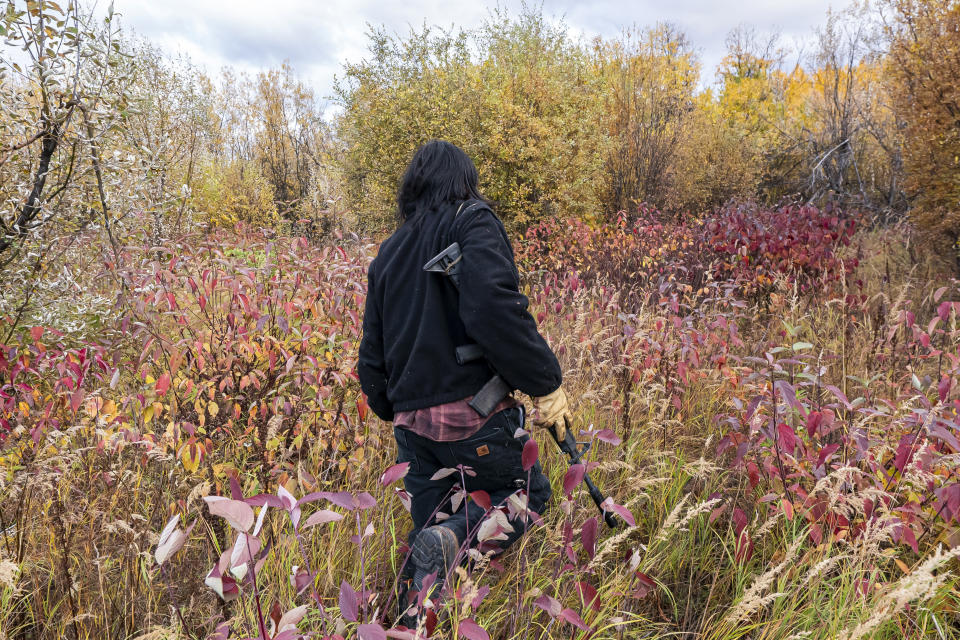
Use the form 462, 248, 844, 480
396, 140, 488, 225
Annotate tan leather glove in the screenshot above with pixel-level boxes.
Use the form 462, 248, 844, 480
531, 387, 573, 441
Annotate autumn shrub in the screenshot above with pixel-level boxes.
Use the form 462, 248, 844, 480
334, 9, 606, 231
593, 24, 701, 216
883, 0, 960, 260
701, 201, 858, 295
519, 202, 858, 304
0, 229, 375, 637
193, 159, 281, 228
521, 226, 958, 637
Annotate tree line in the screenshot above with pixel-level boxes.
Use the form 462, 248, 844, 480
0, 0, 958, 263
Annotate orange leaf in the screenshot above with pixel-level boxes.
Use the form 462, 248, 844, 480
356, 394, 369, 422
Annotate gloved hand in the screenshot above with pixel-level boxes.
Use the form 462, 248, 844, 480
531, 387, 573, 441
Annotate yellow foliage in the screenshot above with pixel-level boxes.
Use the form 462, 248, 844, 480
179, 439, 203, 473
884, 0, 960, 255
594, 24, 700, 215
335, 9, 606, 230
193, 158, 279, 228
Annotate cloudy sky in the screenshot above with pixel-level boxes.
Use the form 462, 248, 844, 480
115, 0, 851, 110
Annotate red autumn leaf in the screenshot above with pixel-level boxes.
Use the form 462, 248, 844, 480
782, 498, 794, 521
301, 509, 343, 529
575, 581, 600, 611
521, 438, 539, 471
929, 423, 960, 451
430, 468, 458, 481
635, 571, 657, 596
775, 380, 807, 419
825, 385, 852, 409
203, 497, 254, 532
357, 623, 387, 640
357, 394, 369, 422
339, 580, 358, 622
314, 491, 362, 510
563, 463, 585, 496
601, 498, 637, 527
709, 502, 728, 525
457, 619, 490, 640
581, 516, 598, 559
900, 524, 919, 553
776, 422, 798, 454
746, 462, 760, 488
939, 375, 952, 402
209, 622, 229, 640
938, 301, 952, 322
355, 492, 377, 510
380, 462, 410, 486
809, 524, 823, 545
533, 594, 562, 618
894, 435, 915, 472
559, 608, 590, 631
471, 585, 490, 610
816, 443, 840, 469
70, 388, 84, 412
30, 326, 44, 342
732, 507, 748, 536
156, 372, 171, 396
593, 429, 622, 445
470, 490, 492, 511
805, 410, 823, 438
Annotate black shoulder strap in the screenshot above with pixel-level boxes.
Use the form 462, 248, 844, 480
447, 199, 489, 251
454, 199, 488, 220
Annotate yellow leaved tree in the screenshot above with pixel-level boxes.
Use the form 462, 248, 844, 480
883, 0, 960, 263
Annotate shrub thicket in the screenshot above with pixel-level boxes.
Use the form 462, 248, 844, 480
884, 0, 960, 259
334, 9, 606, 231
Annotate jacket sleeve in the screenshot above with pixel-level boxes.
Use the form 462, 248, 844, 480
358, 259, 394, 421
455, 207, 562, 397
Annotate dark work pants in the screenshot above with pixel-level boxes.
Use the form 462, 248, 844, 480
394, 407, 552, 554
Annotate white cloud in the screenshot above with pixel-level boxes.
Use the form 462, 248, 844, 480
113, 0, 851, 103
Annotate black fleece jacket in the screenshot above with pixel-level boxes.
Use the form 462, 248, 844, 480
357, 200, 562, 422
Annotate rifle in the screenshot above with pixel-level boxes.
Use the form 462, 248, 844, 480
425, 240, 620, 529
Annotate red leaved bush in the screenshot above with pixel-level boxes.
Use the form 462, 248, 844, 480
1, 231, 374, 489
519, 201, 858, 302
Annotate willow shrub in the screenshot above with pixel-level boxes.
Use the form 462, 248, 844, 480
333, 8, 607, 232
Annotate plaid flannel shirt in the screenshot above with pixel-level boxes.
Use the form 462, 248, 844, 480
394, 395, 519, 442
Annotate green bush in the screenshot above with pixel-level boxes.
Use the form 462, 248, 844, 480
334, 8, 606, 231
